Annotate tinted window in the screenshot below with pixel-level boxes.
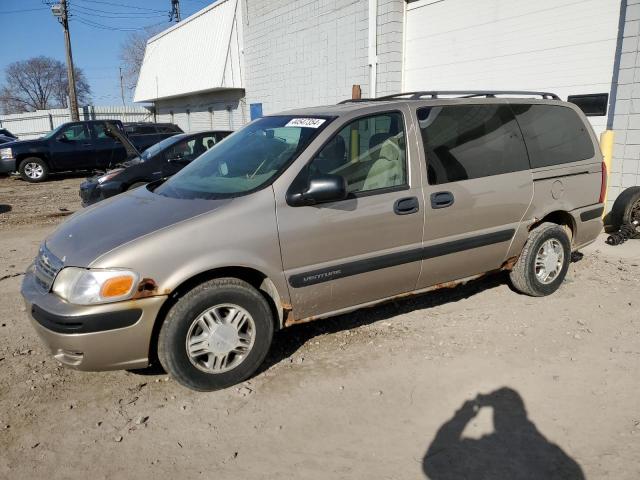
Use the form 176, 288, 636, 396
308, 112, 407, 194
158, 124, 181, 133
126, 125, 156, 135
418, 105, 529, 185
512, 104, 595, 168
90, 122, 114, 139
59, 124, 89, 141
567, 93, 608, 116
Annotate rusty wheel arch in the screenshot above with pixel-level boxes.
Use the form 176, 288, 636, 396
529, 210, 575, 242
146, 266, 286, 368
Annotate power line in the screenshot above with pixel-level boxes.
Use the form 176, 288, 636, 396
0, 7, 48, 14
73, 16, 167, 31
70, 3, 167, 17
73, 0, 167, 13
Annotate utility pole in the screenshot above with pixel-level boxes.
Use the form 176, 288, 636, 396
119, 67, 126, 106
170, 0, 181, 23
51, 0, 80, 121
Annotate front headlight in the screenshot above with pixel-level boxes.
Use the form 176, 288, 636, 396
97, 168, 124, 184
52, 267, 139, 305
0, 148, 12, 159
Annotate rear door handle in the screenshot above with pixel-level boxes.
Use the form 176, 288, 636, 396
394, 196, 419, 215
430, 191, 455, 209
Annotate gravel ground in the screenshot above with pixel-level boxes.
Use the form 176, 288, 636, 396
1, 174, 639, 479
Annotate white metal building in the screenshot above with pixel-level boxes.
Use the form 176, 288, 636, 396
135, 0, 637, 208
134, 0, 246, 131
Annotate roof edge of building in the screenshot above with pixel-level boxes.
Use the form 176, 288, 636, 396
147, 0, 234, 45
134, 87, 245, 104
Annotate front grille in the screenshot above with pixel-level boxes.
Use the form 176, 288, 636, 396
34, 244, 63, 292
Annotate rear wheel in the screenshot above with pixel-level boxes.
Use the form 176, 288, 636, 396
610, 186, 640, 234
157, 278, 274, 391
19, 158, 49, 182
510, 223, 571, 297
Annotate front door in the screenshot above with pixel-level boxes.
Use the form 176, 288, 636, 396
414, 103, 534, 289
275, 110, 425, 320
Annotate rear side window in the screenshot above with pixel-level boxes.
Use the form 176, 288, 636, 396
158, 124, 181, 133
511, 104, 595, 168
417, 105, 529, 185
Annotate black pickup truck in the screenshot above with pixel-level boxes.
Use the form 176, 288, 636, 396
0, 120, 182, 182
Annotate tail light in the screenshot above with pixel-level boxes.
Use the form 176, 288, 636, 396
599, 161, 608, 204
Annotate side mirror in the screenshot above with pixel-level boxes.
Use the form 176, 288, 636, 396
288, 173, 348, 206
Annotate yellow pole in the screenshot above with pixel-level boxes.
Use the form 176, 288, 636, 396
599, 130, 614, 209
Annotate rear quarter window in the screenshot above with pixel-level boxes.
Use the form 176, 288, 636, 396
511, 104, 595, 168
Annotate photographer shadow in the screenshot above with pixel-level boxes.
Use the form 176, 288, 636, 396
423, 387, 584, 480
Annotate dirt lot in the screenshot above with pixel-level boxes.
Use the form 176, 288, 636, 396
0, 174, 639, 479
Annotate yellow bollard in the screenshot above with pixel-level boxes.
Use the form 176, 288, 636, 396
599, 130, 615, 210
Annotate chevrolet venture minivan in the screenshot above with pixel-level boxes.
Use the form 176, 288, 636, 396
21, 91, 606, 391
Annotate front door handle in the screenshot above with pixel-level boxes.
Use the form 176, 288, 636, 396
394, 196, 419, 215
430, 191, 455, 209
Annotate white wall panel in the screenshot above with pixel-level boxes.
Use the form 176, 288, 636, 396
404, 0, 620, 136
134, 0, 242, 102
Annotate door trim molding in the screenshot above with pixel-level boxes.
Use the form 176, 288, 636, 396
288, 229, 515, 288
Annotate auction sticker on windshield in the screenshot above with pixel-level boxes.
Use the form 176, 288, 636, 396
285, 118, 326, 128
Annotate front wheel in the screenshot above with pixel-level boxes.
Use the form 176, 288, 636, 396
510, 223, 571, 297
157, 278, 274, 391
19, 158, 49, 182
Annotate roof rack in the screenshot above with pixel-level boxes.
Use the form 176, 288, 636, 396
338, 90, 560, 104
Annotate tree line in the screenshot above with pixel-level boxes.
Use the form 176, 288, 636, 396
1, 29, 156, 115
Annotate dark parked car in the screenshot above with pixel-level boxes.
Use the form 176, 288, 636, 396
0, 128, 17, 139
79, 130, 232, 206
0, 120, 182, 182
123, 122, 183, 151
0, 135, 14, 145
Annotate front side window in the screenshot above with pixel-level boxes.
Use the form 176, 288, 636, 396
418, 105, 529, 185
511, 104, 595, 168
308, 112, 407, 194
59, 124, 89, 141
155, 116, 331, 199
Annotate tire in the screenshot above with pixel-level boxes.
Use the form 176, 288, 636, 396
609, 186, 640, 233
509, 223, 571, 297
19, 157, 49, 182
157, 278, 274, 391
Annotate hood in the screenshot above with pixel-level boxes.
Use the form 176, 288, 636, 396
46, 185, 231, 267
3, 138, 46, 150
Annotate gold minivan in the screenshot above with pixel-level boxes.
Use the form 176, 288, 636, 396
21, 92, 606, 391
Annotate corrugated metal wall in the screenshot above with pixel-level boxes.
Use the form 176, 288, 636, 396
0, 105, 154, 140
134, 0, 242, 102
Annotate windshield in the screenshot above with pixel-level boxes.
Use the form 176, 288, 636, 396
141, 134, 185, 160
155, 116, 331, 199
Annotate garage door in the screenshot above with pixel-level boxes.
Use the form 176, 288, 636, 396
403, 0, 620, 136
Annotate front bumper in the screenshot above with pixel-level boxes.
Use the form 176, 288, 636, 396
21, 269, 167, 371
0, 157, 16, 174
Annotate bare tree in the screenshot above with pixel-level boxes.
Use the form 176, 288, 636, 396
119, 27, 161, 94
0, 56, 91, 114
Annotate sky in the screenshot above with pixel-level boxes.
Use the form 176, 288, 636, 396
0, 0, 212, 106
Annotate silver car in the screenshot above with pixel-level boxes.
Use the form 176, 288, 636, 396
21, 91, 606, 391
